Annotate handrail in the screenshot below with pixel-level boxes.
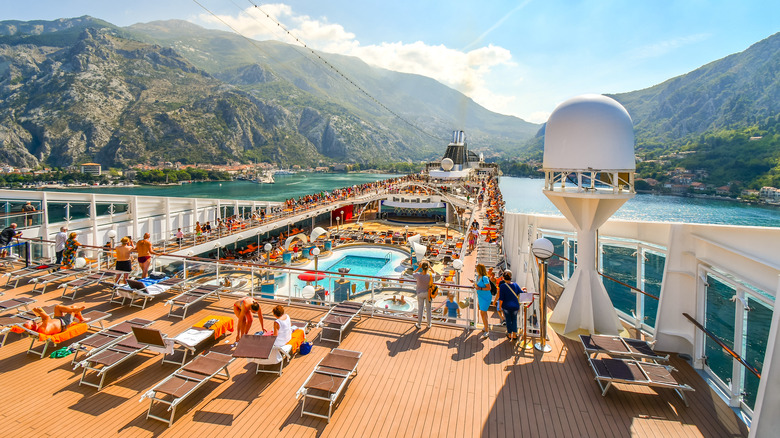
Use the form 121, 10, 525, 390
21, 236, 474, 290
683, 312, 761, 379
551, 251, 659, 300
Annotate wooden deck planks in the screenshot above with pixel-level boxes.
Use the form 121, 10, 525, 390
0, 266, 751, 438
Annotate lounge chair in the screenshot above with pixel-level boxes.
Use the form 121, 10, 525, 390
3, 263, 59, 288
588, 357, 694, 406
110, 278, 186, 309
296, 348, 362, 422
317, 301, 364, 345
580, 334, 669, 362
142, 351, 234, 427
77, 332, 153, 391
233, 324, 306, 376
165, 284, 224, 319
13, 310, 112, 358
61, 270, 125, 300
29, 268, 85, 294
162, 315, 235, 366
70, 317, 155, 363
0, 297, 35, 314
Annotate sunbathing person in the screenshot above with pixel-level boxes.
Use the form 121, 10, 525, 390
233, 297, 265, 343
23, 305, 90, 335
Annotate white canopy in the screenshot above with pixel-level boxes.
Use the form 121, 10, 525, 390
310, 227, 330, 241
283, 233, 308, 250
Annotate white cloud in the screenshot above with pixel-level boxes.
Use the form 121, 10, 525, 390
196, 4, 520, 118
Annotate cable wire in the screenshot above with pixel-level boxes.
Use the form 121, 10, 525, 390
192, 0, 444, 142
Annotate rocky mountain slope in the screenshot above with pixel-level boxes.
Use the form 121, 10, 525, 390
611, 32, 780, 144
0, 17, 539, 168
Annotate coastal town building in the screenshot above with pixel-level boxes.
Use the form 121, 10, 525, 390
79, 162, 102, 176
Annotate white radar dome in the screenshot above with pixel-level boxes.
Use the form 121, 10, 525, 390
441, 158, 454, 171
543, 94, 635, 171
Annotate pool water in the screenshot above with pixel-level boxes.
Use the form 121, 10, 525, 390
286, 245, 408, 297
327, 255, 389, 276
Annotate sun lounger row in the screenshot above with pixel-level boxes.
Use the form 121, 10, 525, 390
2, 263, 59, 288
110, 277, 187, 309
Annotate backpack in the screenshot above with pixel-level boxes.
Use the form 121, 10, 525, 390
489, 279, 498, 296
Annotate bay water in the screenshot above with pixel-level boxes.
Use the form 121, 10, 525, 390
57, 174, 780, 227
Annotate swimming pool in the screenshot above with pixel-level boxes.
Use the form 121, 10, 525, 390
286, 245, 408, 298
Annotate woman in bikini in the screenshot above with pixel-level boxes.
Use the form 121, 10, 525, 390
233, 297, 265, 343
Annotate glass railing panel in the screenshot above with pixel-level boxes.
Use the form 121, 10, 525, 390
742, 295, 771, 410
643, 250, 665, 329
601, 244, 637, 317
545, 236, 565, 280
47, 203, 68, 223
704, 273, 736, 389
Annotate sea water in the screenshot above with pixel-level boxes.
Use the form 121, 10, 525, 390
51, 174, 780, 227
499, 177, 780, 227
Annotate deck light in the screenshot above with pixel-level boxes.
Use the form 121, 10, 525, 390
312, 247, 321, 271
445, 222, 450, 240
532, 237, 554, 353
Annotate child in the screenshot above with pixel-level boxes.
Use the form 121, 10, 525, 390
445, 292, 460, 322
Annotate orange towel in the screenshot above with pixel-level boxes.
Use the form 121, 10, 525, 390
47, 323, 88, 343
193, 315, 234, 339
285, 329, 305, 354
10, 322, 88, 342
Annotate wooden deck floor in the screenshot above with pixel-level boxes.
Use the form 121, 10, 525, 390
0, 270, 748, 438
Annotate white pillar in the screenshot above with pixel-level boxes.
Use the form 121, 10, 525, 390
546, 191, 630, 335
89, 194, 98, 247
131, 196, 140, 239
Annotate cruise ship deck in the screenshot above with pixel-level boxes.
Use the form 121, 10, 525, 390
0, 268, 747, 437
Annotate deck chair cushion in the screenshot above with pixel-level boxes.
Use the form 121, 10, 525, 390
193, 315, 234, 339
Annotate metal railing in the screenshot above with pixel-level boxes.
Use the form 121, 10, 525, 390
683, 312, 761, 379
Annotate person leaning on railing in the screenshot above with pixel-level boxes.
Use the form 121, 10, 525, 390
0, 223, 22, 258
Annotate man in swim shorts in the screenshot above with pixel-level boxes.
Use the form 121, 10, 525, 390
233, 297, 265, 343
23, 305, 90, 335
135, 233, 156, 279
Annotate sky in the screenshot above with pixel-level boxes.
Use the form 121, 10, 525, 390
4, 1, 779, 123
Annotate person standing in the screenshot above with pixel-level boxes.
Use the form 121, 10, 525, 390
114, 236, 134, 284
175, 228, 184, 247
473, 263, 492, 339
497, 270, 522, 341
413, 261, 433, 329
135, 232, 156, 278
62, 232, 81, 269
54, 226, 67, 265
22, 201, 36, 226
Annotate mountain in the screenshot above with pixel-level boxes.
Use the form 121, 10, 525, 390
126, 20, 540, 155
0, 17, 539, 168
610, 32, 780, 144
